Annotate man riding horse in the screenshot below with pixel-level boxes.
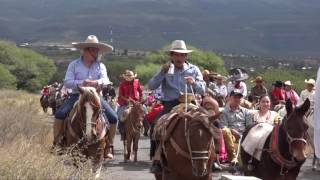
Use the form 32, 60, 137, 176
117, 70, 144, 141
148, 40, 206, 173
52, 35, 118, 158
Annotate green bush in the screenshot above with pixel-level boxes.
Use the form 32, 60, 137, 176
135, 63, 161, 85
0, 64, 16, 89
0, 41, 56, 92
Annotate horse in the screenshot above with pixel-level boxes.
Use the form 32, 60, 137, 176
64, 86, 108, 179
40, 95, 49, 112
123, 101, 145, 162
240, 99, 310, 180
154, 100, 221, 180
48, 88, 65, 114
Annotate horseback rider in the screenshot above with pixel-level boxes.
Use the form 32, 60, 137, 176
218, 89, 253, 164
117, 70, 144, 140
148, 40, 206, 173
249, 76, 268, 103
52, 35, 118, 159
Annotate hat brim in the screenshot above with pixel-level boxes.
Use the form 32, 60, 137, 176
229, 75, 248, 81
215, 76, 227, 80
122, 74, 137, 81
168, 49, 193, 54
72, 42, 113, 53
230, 93, 243, 97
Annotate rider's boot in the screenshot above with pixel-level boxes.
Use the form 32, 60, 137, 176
105, 123, 117, 159
150, 146, 162, 173
52, 119, 65, 154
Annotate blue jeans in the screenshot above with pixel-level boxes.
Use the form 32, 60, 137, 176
54, 94, 118, 124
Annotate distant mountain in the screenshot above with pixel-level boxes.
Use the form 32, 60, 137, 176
1, 0, 320, 57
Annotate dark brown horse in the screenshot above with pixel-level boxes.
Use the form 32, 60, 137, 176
40, 95, 49, 112
154, 105, 221, 180
65, 86, 107, 179
240, 99, 310, 180
123, 101, 145, 162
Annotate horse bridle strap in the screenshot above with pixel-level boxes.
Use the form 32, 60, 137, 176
169, 137, 190, 159
269, 124, 297, 170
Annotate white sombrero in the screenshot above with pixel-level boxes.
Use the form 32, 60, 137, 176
305, 79, 315, 86
167, 40, 193, 54
72, 35, 113, 53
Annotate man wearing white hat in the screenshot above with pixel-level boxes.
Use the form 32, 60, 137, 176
283, 80, 299, 106
300, 79, 315, 107
148, 40, 205, 173
53, 35, 118, 159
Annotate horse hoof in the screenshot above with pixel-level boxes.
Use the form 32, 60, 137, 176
312, 166, 316, 171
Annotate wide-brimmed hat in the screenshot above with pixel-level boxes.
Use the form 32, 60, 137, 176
122, 70, 137, 81
168, 40, 193, 54
251, 76, 264, 83
228, 68, 249, 81
305, 79, 315, 86
72, 35, 113, 53
202, 69, 210, 76
284, 80, 293, 86
215, 74, 227, 81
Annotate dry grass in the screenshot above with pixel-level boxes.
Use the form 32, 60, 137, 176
0, 90, 93, 179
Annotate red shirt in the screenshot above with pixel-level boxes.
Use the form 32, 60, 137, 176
117, 79, 143, 106
271, 87, 285, 103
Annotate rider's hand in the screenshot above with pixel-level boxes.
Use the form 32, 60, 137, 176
231, 129, 241, 140
161, 63, 171, 73
83, 79, 98, 87
184, 76, 195, 85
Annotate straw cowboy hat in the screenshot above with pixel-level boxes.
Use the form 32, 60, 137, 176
305, 78, 315, 86
215, 74, 227, 81
122, 70, 137, 81
251, 76, 264, 83
284, 80, 293, 86
168, 40, 193, 54
72, 35, 113, 53
228, 68, 249, 81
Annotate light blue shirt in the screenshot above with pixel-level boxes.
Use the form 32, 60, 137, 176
64, 57, 110, 94
148, 62, 205, 101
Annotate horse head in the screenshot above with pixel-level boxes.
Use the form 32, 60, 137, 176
130, 101, 145, 128
284, 98, 310, 162
184, 98, 221, 177
78, 86, 103, 141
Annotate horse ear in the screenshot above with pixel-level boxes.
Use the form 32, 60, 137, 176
285, 99, 293, 115
78, 85, 85, 94
296, 98, 310, 115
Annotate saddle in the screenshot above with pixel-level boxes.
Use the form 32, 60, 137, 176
119, 105, 132, 122
241, 123, 274, 161
153, 103, 199, 142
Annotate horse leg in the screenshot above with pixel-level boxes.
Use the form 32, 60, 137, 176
133, 133, 139, 162
127, 137, 132, 161
123, 137, 128, 162
91, 140, 104, 179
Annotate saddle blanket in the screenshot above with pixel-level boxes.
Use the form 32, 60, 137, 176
241, 122, 274, 161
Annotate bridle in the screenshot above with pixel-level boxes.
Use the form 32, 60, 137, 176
283, 114, 308, 154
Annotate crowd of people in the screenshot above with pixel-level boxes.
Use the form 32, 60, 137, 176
48, 34, 318, 175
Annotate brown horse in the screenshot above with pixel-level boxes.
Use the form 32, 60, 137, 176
123, 101, 145, 162
64, 86, 107, 179
240, 99, 310, 180
154, 105, 221, 180
40, 95, 49, 112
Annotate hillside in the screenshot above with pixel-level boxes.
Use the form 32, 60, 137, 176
1, 0, 320, 57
